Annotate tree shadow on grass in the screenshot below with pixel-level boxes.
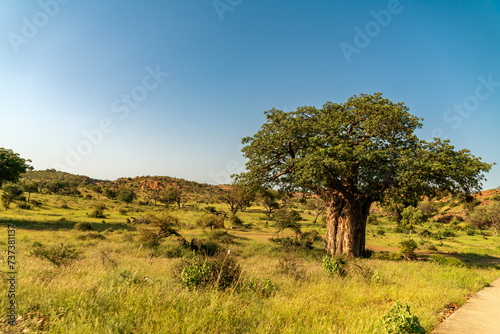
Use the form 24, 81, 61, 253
0, 217, 135, 232
448, 252, 500, 267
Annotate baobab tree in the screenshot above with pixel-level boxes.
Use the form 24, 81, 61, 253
238, 93, 492, 257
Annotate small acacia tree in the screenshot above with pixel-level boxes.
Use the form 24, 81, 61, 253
238, 93, 492, 257
0, 148, 31, 186
257, 188, 281, 219
159, 186, 183, 209
23, 181, 39, 202
1, 184, 24, 210
220, 183, 255, 214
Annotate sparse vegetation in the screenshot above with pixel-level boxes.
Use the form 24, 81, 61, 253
0, 170, 498, 333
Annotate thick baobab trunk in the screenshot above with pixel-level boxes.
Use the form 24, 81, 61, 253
325, 196, 372, 257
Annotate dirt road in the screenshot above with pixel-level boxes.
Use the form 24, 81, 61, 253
432, 277, 500, 333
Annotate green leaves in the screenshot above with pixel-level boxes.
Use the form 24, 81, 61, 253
0, 148, 32, 186
377, 301, 425, 334
239, 93, 492, 203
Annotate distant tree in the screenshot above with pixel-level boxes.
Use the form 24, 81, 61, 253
400, 206, 426, 236
103, 186, 118, 200
0, 148, 31, 186
238, 93, 492, 257
138, 214, 184, 247
88, 204, 107, 218
274, 208, 302, 239
22, 181, 39, 202
306, 197, 325, 224
117, 189, 136, 203
220, 183, 255, 214
87, 184, 102, 199
195, 215, 225, 230
469, 202, 500, 235
1, 184, 24, 210
257, 188, 281, 219
159, 186, 183, 209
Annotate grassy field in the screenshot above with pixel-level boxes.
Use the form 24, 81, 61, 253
1, 191, 500, 333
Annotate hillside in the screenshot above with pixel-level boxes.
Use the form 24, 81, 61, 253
22, 169, 105, 185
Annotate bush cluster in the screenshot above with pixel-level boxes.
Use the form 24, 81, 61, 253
322, 255, 345, 276
181, 251, 242, 290
31, 243, 81, 267
377, 301, 425, 333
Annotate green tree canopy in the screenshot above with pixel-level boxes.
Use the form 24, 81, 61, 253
159, 186, 183, 208
117, 189, 136, 203
1, 184, 24, 210
0, 148, 31, 186
238, 93, 493, 257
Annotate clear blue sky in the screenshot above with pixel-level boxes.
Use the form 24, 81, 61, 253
1, 0, 499, 189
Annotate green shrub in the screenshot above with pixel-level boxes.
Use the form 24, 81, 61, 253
371, 269, 384, 284
204, 206, 217, 213
229, 215, 243, 227
207, 230, 234, 244
88, 204, 106, 218
399, 239, 418, 259
208, 251, 242, 289
377, 301, 425, 333
376, 227, 385, 236
181, 256, 210, 290
442, 230, 456, 238
181, 251, 241, 290
429, 254, 465, 267
465, 227, 476, 236
31, 244, 81, 267
74, 222, 94, 231
75, 232, 106, 240
246, 277, 278, 297
269, 237, 313, 251
32, 241, 43, 248
17, 202, 32, 210
370, 251, 403, 261
117, 189, 135, 203
322, 255, 345, 276
491, 194, 500, 201
118, 208, 128, 215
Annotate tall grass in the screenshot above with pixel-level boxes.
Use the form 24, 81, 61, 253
0, 192, 499, 333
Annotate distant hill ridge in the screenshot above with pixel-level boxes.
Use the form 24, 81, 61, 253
22, 169, 224, 194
